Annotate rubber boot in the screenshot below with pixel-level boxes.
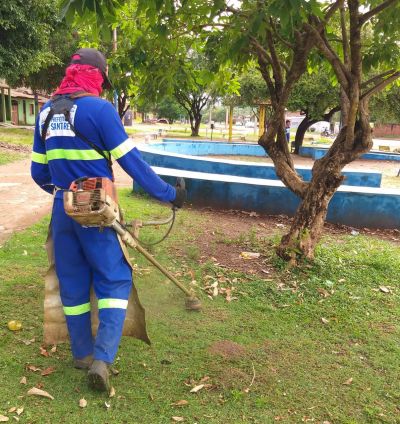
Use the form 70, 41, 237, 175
73, 355, 93, 370
88, 360, 110, 392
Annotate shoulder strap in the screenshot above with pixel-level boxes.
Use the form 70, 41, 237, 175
40, 94, 114, 179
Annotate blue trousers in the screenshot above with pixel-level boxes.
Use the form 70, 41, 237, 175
51, 198, 132, 363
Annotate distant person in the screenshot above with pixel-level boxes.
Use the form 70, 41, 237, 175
285, 119, 291, 143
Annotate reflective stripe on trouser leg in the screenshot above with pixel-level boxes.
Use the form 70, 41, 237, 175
52, 199, 94, 359
75, 224, 133, 364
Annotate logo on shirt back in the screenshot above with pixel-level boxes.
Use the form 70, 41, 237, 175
40, 105, 77, 140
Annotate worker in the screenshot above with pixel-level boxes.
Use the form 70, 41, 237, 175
31, 48, 186, 392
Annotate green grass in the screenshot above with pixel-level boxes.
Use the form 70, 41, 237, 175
0, 190, 399, 423
0, 150, 27, 165
0, 127, 34, 146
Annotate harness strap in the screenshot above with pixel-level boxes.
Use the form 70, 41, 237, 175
40, 92, 114, 179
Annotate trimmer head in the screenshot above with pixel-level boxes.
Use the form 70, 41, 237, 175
185, 296, 202, 311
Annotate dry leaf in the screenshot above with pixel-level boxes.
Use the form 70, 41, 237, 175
171, 400, 189, 407
343, 378, 353, 385
7, 409, 16, 414
19, 377, 27, 385
13, 417, 19, 422
321, 317, 329, 324
240, 252, 260, 260
27, 387, 54, 400
379, 286, 390, 293
104, 401, 111, 409
172, 417, 184, 422
0, 416, 9, 422
109, 387, 116, 398
26, 365, 40, 372
16, 409, 23, 417
41, 367, 56, 376
39, 346, 49, 357
50, 345, 57, 353
79, 398, 87, 408
190, 384, 204, 393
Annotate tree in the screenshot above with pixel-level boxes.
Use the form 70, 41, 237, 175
288, 71, 340, 153
154, 96, 185, 123
0, 0, 60, 84
62, 0, 400, 262
370, 83, 400, 124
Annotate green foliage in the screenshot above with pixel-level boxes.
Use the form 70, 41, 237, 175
154, 96, 185, 123
370, 83, 400, 124
0, 0, 60, 84
288, 71, 339, 118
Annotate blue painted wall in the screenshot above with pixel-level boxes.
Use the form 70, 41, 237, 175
134, 168, 400, 229
139, 146, 382, 188
299, 146, 400, 161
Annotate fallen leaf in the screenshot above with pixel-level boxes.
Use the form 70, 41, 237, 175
27, 387, 54, 400
0, 416, 9, 422
7, 409, 16, 414
321, 317, 329, 324
26, 365, 40, 373
240, 252, 260, 260
50, 345, 57, 353
16, 409, 23, 417
41, 367, 56, 376
13, 417, 19, 422
104, 401, 111, 409
172, 417, 184, 422
39, 346, 49, 357
190, 384, 204, 393
343, 377, 353, 385
79, 398, 87, 408
379, 286, 390, 293
171, 400, 189, 407
109, 387, 116, 398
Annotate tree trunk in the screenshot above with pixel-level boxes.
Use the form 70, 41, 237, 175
277, 162, 343, 262
190, 110, 201, 136
293, 116, 317, 154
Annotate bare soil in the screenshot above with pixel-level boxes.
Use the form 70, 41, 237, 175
177, 207, 400, 277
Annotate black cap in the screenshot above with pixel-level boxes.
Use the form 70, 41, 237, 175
70, 48, 112, 90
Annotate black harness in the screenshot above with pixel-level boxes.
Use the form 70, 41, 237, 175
40, 93, 114, 176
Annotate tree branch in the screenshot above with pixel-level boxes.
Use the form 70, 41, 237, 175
361, 69, 396, 88
360, 0, 398, 25
361, 71, 400, 101
304, 23, 350, 91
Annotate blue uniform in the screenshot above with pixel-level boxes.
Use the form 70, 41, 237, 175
31, 96, 176, 363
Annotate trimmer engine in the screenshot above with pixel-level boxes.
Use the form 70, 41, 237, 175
63, 177, 119, 227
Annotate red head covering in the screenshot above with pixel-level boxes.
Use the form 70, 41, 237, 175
53, 64, 104, 96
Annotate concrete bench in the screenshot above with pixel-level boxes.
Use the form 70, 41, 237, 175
133, 166, 400, 229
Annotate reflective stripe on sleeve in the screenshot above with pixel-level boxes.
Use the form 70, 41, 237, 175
47, 149, 107, 161
110, 138, 135, 160
31, 151, 48, 164
63, 302, 91, 316
98, 298, 129, 310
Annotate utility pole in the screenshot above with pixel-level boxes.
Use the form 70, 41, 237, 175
112, 28, 118, 113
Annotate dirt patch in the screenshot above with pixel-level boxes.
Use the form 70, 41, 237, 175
181, 207, 400, 277
208, 340, 247, 360
0, 141, 31, 153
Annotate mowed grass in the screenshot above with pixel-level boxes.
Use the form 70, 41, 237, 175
0, 150, 27, 165
0, 190, 399, 423
0, 128, 34, 146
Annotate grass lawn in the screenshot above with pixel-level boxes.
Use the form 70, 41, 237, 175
0, 150, 27, 165
0, 128, 34, 146
0, 190, 399, 423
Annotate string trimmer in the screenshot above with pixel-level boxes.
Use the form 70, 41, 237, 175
63, 177, 201, 311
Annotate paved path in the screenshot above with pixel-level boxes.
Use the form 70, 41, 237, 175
0, 158, 133, 245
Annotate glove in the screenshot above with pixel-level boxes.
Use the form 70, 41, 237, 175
172, 186, 187, 208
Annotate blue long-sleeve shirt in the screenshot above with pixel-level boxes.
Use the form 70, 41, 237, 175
31, 96, 176, 202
